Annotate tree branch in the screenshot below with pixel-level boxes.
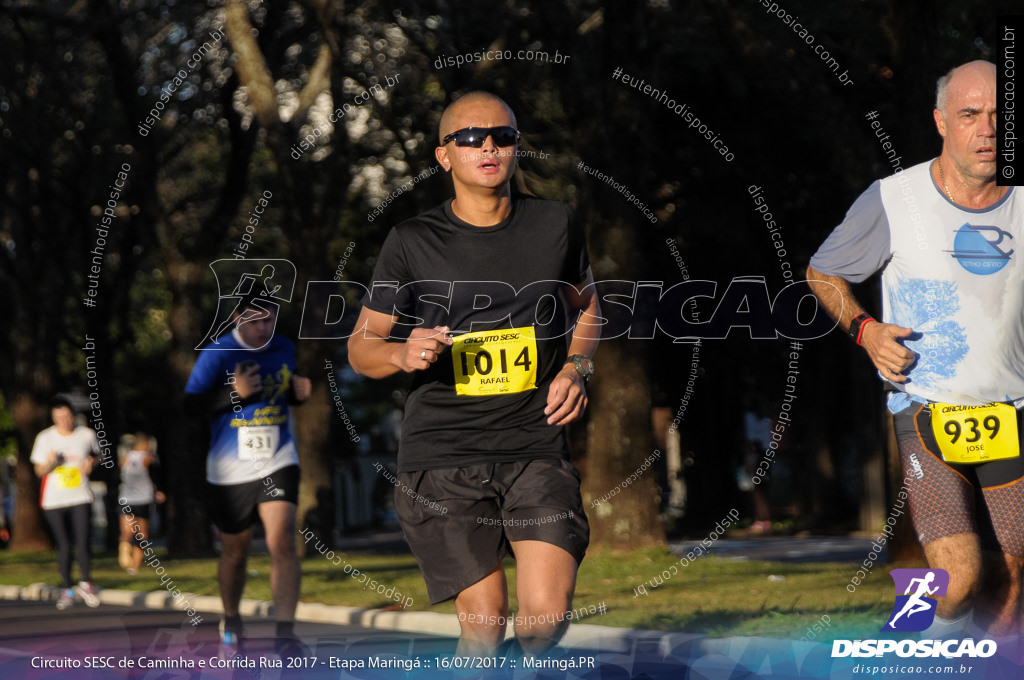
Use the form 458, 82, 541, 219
224, 0, 280, 128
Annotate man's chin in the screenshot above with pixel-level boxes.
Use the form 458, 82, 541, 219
960, 159, 997, 182
975, 165, 998, 182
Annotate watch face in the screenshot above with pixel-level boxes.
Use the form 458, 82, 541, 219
575, 356, 594, 375
849, 314, 868, 339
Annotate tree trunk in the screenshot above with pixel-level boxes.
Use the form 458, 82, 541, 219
583, 340, 666, 550
292, 340, 334, 543
11, 394, 50, 551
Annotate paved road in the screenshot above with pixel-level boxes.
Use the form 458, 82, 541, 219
3, 595, 1021, 679
0, 600, 454, 679
670, 537, 879, 564
0, 600, 664, 679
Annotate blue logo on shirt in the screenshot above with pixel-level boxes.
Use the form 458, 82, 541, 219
947, 224, 1014, 275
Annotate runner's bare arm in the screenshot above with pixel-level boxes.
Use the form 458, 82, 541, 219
34, 452, 58, 478
545, 267, 601, 426
806, 265, 915, 383
348, 307, 452, 378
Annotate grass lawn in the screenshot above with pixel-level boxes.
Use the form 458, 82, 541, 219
0, 545, 914, 640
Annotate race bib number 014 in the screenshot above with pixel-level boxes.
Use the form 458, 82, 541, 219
238, 425, 279, 460
929, 402, 1020, 464
452, 326, 538, 397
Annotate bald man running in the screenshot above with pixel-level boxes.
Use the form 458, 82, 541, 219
808, 61, 1023, 641
349, 91, 600, 656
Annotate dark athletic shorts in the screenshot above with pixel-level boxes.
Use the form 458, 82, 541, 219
894, 404, 1024, 556
395, 457, 590, 604
207, 465, 300, 535
124, 503, 151, 521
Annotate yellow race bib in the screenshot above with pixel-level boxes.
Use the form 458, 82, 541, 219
451, 326, 538, 396
929, 402, 1020, 464
54, 465, 82, 489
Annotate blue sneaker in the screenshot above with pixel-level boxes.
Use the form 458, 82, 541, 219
56, 588, 74, 610
218, 618, 242, 659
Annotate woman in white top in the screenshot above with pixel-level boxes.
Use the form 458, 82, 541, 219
30, 398, 101, 609
117, 432, 164, 574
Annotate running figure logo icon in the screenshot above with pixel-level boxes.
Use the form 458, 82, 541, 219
882, 568, 949, 632
196, 259, 297, 350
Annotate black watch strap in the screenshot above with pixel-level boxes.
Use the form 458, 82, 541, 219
848, 312, 875, 345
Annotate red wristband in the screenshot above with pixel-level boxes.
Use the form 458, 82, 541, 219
855, 317, 876, 346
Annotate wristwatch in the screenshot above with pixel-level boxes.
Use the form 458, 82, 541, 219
565, 355, 595, 384
848, 312, 876, 346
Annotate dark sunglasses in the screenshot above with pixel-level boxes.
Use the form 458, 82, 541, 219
442, 126, 520, 148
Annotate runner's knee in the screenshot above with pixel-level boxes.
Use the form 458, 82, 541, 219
516, 596, 571, 635
456, 605, 508, 643
220, 534, 251, 562
268, 533, 297, 559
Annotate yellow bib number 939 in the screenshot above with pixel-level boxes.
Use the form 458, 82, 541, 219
452, 326, 538, 397
929, 402, 1020, 464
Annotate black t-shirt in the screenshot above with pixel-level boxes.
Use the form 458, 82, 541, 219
363, 195, 590, 472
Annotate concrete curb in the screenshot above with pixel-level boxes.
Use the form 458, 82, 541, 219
0, 583, 655, 650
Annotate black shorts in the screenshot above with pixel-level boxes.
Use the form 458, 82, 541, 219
123, 503, 151, 521
207, 465, 300, 535
395, 457, 590, 604
894, 404, 1024, 556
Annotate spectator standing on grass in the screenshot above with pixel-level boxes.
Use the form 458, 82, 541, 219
185, 299, 311, 658
117, 432, 165, 575
0, 456, 11, 545
739, 410, 772, 534
807, 60, 1023, 641
349, 91, 601, 656
30, 397, 101, 610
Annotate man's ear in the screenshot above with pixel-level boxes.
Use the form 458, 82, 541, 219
933, 108, 946, 139
435, 145, 452, 172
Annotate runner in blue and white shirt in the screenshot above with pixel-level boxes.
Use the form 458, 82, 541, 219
807, 61, 1023, 642
186, 302, 311, 654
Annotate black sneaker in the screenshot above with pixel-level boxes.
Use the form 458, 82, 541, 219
218, 618, 243, 660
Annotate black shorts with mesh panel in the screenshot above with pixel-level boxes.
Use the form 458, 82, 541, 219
894, 404, 1024, 556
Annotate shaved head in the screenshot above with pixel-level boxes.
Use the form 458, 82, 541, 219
438, 91, 517, 144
